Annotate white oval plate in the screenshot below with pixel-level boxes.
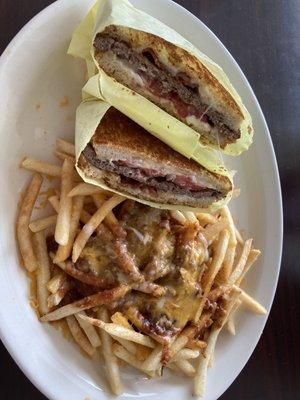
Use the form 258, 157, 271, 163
0, 1, 282, 399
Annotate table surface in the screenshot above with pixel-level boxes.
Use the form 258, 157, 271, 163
1, 0, 299, 399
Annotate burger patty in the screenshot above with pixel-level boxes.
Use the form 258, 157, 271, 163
82, 144, 222, 200
94, 33, 240, 146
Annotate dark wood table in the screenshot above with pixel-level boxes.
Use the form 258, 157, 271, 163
1, 0, 299, 399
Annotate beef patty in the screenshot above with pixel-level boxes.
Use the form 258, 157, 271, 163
82, 144, 222, 200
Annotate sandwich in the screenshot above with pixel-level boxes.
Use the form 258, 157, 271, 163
68, 0, 252, 156
93, 25, 246, 150
77, 106, 232, 210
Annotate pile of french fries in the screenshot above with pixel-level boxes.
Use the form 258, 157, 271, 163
16, 139, 267, 396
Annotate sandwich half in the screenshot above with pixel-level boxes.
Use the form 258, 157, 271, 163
77, 107, 232, 209
93, 25, 249, 150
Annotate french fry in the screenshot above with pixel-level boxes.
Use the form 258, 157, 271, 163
194, 229, 230, 322
226, 299, 242, 335
54, 159, 73, 246
54, 150, 75, 164
169, 334, 189, 359
48, 195, 60, 212
235, 226, 244, 244
113, 343, 155, 377
98, 308, 123, 395
194, 328, 219, 396
49, 194, 91, 225
196, 212, 217, 225
33, 231, 51, 315
170, 210, 186, 224
78, 315, 156, 348
92, 193, 120, 233
75, 311, 101, 348
172, 348, 200, 361
46, 272, 65, 294
55, 195, 84, 262
141, 345, 163, 371
194, 288, 241, 396
173, 359, 195, 377
68, 183, 103, 197
66, 315, 95, 357
40, 284, 129, 322
235, 286, 267, 315
219, 206, 238, 280
72, 194, 125, 262
183, 211, 198, 223
17, 173, 43, 271
236, 249, 261, 285
202, 218, 227, 243
229, 239, 253, 284
49, 252, 66, 271
29, 214, 57, 233
47, 280, 70, 308
112, 336, 138, 356
21, 157, 61, 177
111, 312, 132, 330
110, 312, 138, 355
187, 338, 207, 350
56, 138, 75, 156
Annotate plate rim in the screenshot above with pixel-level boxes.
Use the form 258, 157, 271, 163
0, 0, 283, 399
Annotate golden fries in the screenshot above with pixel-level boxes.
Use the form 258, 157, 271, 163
17, 174, 43, 272
172, 348, 200, 361
173, 359, 195, 377
75, 312, 101, 348
54, 150, 75, 164
113, 343, 154, 377
72, 194, 125, 262
68, 182, 102, 197
194, 288, 241, 396
21, 157, 61, 177
183, 211, 198, 223
66, 315, 95, 357
194, 229, 230, 322
235, 286, 267, 315
229, 239, 253, 284
29, 215, 57, 233
46, 272, 65, 294
111, 312, 132, 329
196, 212, 217, 225
170, 210, 186, 224
55, 159, 73, 246
219, 206, 238, 280
17, 150, 265, 397
141, 345, 163, 371
226, 299, 242, 335
98, 308, 123, 395
78, 315, 156, 348
202, 217, 227, 243
237, 249, 261, 285
40, 284, 130, 322
56, 138, 75, 156
55, 195, 83, 262
33, 231, 51, 315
